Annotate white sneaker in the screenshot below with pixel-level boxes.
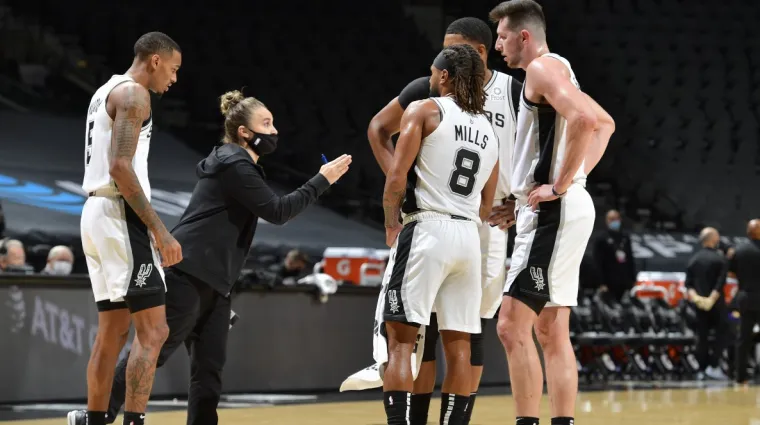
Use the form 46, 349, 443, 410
66, 410, 86, 425
705, 366, 729, 380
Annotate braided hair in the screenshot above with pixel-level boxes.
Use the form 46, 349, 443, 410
438, 44, 487, 115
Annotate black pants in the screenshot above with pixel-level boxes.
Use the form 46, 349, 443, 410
735, 292, 760, 383
107, 267, 232, 425
695, 306, 727, 370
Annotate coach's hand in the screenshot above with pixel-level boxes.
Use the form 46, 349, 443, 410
527, 184, 558, 210
487, 199, 516, 230
319, 154, 353, 184
385, 223, 403, 248
154, 229, 183, 267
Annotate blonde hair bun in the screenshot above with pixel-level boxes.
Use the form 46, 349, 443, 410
219, 90, 245, 115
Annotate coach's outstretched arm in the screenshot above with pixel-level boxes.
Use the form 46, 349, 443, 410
526, 58, 597, 209
383, 100, 430, 247
108, 82, 182, 267
224, 155, 351, 225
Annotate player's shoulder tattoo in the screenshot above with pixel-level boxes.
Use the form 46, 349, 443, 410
111, 83, 150, 159
120, 83, 151, 118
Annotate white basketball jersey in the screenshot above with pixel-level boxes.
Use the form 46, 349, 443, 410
82, 74, 154, 200
483, 71, 519, 200
401, 96, 499, 224
511, 53, 586, 202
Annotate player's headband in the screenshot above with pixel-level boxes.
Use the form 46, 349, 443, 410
433, 50, 456, 77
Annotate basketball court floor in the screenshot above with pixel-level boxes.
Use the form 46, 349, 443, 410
2, 382, 758, 424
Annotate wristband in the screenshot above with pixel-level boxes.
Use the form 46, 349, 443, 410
551, 185, 567, 198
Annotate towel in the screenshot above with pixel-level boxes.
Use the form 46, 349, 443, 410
340, 263, 427, 392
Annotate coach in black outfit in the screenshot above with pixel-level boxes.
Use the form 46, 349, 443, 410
71, 90, 352, 425
730, 219, 760, 385
684, 227, 729, 379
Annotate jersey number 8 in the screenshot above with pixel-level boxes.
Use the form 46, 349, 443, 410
448, 148, 481, 197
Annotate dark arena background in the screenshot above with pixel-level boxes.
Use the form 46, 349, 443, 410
1, 0, 760, 424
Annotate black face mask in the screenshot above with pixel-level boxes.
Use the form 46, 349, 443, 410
246, 130, 278, 155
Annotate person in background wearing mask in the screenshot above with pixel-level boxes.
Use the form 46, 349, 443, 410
729, 219, 760, 386
0, 239, 34, 274
68, 90, 352, 425
593, 209, 637, 301
685, 227, 729, 380
41, 245, 75, 275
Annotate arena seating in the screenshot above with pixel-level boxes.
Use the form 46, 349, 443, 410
570, 288, 758, 382
540, 0, 760, 234
2, 0, 434, 210
3, 0, 759, 234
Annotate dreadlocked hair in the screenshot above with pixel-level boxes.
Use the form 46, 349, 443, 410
441, 44, 486, 115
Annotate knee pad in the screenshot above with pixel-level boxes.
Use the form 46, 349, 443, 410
505, 281, 547, 315
422, 313, 440, 362
470, 319, 486, 366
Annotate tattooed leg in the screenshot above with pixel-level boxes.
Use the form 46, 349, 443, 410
87, 310, 131, 411
126, 305, 169, 413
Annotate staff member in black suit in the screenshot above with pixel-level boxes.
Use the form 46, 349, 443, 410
67, 90, 352, 425
730, 218, 760, 385
593, 209, 637, 301
685, 227, 729, 380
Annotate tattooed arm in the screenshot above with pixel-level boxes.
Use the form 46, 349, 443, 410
382, 99, 437, 246
108, 82, 181, 266
108, 83, 164, 232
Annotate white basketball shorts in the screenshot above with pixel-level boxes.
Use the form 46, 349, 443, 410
504, 183, 595, 307
478, 221, 507, 319
383, 211, 482, 334
80, 195, 165, 304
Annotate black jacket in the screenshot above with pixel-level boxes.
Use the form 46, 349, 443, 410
171, 143, 331, 295
685, 247, 727, 299
593, 230, 637, 297
729, 240, 760, 295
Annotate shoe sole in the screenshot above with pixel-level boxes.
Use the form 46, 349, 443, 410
66, 411, 77, 425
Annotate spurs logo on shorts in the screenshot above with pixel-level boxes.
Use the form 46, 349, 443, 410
135, 264, 153, 287
387, 290, 400, 314
530, 266, 545, 292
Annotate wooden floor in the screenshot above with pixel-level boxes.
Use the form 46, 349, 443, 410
9, 386, 760, 424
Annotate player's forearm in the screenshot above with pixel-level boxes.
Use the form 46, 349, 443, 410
554, 115, 595, 192
382, 174, 406, 227
110, 162, 165, 234
367, 123, 395, 175
583, 122, 615, 174
479, 166, 499, 221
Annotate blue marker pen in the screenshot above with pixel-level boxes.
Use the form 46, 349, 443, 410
321, 154, 328, 164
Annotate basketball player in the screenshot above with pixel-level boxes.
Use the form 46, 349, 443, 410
381, 43, 499, 425
75, 32, 183, 425
490, 2, 615, 425
367, 17, 521, 424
